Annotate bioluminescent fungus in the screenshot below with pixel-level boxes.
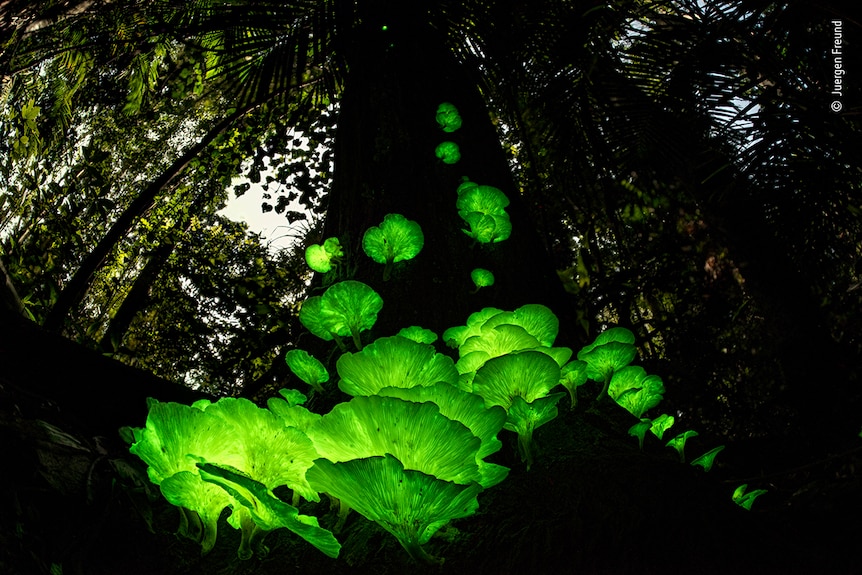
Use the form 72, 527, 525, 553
666, 430, 699, 463
470, 268, 495, 292
690, 445, 725, 472
336, 335, 459, 396
577, 327, 638, 398
442, 307, 505, 349
305, 237, 343, 273
628, 419, 652, 450
436, 102, 462, 132
649, 413, 675, 440
396, 325, 438, 344
460, 211, 512, 244
376, 381, 509, 488
608, 365, 665, 418
197, 461, 341, 559
306, 454, 481, 565
559, 360, 589, 407
435, 141, 461, 164
471, 351, 563, 469
732, 484, 767, 511
362, 213, 424, 280
266, 389, 321, 434
455, 182, 512, 243
298, 280, 383, 350
285, 349, 329, 393
306, 395, 484, 486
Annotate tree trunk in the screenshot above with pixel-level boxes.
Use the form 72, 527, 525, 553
318, 1, 575, 348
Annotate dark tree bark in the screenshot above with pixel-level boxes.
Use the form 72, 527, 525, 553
318, 1, 576, 348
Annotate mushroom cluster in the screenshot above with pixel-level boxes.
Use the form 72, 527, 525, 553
456, 179, 512, 243
298, 280, 383, 350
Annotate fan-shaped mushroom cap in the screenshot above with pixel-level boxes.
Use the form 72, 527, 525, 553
376, 382, 509, 487
578, 341, 638, 382
197, 397, 320, 502
362, 213, 424, 265
482, 303, 561, 347
435, 141, 461, 164
337, 335, 459, 396
456, 185, 510, 216
307, 395, 483, 486
306, 454, 481, 564
442, 307, 505, 349
460, 211, 512, 243
471, 268, 495, 289
471, 350, 562, 410
436, 102, 463, 132
396, 325, 438, 344
608, 365, 665, 418
299, 281, 383, 348
285, 349, 329, 392
304, 237, 343, 273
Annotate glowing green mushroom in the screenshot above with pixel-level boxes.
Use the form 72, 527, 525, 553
435, 102, 463, 132
483, 303, 561, 348
607, 365, 665, 418
362, 213, 424, 280
456, 184, 510, 217
396, 325, 438, 344
336, 335, 459, 396
285, 349, 329, 393
435, 141, 461, 164
470, 268, 495, 292
577, 327, 638, 398
649, 413, 675, 439
442, 307, 505, 349
690, 445, 725, 472
306, 454, 481, 565
471, 351, 563, 469
628, 419, 652, 450
666, 430, 699, 463
376, 381, 510, 488
306, 395, 484, 486
732, 484, 767, 510
197, 461, 341, 559
266, 389, 321, 433
304, 237, 343, 273
460, 211, 512, 243
559, 359, 589, 407
298, 280, 383, 350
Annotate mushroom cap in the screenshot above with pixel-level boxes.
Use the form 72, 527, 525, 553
482, 303, 561, 348
129, 399, 239, 485
305, 244, 333, 273
460, 324, 541, 359
158, 470, 233, 554
471, 268, 495, 289
197, 397, 320, 501
456, 185, 510, 216
362, 213, 424, 264
608, 365, 665, 418
285, 349, 329, 387
436, 102, 463, 133
197, 462, 341, 558
307, 395, 483, 485
442, 307, 505, 349
578, 341, 638, 382
396, 325, 438, 344
460, 211, 512, 243
337, 335, 459, 396
435, 141, 461, 164
471, 350, 562, 410
306, 454, 481, 550
300, 281, 384, 342
504, 392, 565, 436
376, 382, 507, 460
577, 326, 636, 357
649, 413, 675, 439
